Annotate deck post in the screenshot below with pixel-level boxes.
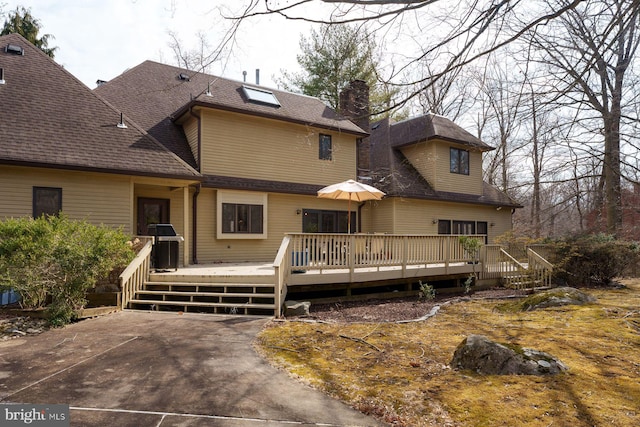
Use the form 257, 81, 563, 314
445, 237, 450, 273
402, 236, 408, 278
349, 234, 355, 282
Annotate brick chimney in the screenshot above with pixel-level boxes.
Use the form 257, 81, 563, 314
339, 80, 371, 180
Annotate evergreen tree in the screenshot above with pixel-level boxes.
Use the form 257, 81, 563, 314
279, 24, 396, 117
1, 6, 57, 58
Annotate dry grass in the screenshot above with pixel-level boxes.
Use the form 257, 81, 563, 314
256, 280, 640, 426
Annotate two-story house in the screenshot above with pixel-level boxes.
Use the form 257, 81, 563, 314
1, 33, 519, 270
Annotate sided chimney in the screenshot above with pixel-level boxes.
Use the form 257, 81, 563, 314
339, 80, 371, 179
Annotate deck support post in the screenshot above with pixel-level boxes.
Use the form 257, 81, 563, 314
402, 236, 408, 278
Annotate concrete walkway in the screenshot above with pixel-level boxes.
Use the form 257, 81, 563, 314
0, 311, 385, 426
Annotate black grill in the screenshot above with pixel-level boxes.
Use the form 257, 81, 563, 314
148, 224, 183, 271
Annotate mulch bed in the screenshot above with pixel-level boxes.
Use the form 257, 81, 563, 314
295, 288, 528, 323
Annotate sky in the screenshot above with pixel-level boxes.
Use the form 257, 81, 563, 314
0, 0, 321, 89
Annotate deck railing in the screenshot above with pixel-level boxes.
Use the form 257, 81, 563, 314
273, 233, 485, 316
277, 236, 554, 316
272, 235, 291, 317
287, 233, 477, 270
527, 248, 553, 288
482, 244, 553, 290
119, 240, 152, 309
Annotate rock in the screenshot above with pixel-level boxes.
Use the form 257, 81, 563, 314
284, 300, 311, 317
0, 316, 49, 339
520, 287, 596, 311
450, 334, 568, 376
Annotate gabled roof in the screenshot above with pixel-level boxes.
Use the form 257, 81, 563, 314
389, 113, 494, 151
0, 34, 200, 180
370, 117, 520, 208
95, 61, 368, 169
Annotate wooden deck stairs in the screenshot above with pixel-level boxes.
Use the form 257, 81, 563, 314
128, 272, 276, 316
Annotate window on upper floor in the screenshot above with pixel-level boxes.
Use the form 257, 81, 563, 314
450, 147, 469, 175
319, 134, 332, 160
33, 187, 62, 218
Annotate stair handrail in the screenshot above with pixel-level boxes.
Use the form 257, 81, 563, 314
499, 248, 530, 289
273, 235, 292, 317
119, 240, 153, 309
527, 248, 553, 288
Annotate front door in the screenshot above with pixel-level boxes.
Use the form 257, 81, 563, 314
137, 198, 170, 235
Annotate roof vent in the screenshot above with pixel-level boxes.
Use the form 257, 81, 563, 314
5, 44, 24, 55
117, 112, 127, 129
178, 73, 190, 81
0, 68, 5, 85
205, 82, 212, 96
96, 79, 107, 87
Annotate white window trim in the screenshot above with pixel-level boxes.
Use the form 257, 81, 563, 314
216, 190, 268, 240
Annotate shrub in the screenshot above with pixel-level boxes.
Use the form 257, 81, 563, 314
459, 236, 482, 293
552, 234, 640, 287
418, 281, 435, 301
0, 215, 134, 325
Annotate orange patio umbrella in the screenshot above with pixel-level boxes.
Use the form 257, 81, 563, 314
317, 179, 385, 233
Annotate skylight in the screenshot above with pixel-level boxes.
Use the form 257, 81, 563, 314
242, 85, 280, 107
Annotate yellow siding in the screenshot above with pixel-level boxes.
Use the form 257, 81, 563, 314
363, 199, 395, 234
433, 141, 483, 195
195, 190, 365, 262
400, 142, 437, 188
391, 198, 511, 243
199, 109, 356, 185
183, 116, 199, 165
0, 166, 132, 231
401, 140, 483, 195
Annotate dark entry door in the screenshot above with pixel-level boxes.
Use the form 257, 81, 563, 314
137, 198, 170, 235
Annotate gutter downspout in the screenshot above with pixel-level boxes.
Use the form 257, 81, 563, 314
192, 184, 201, 264
189, 106, 202, 264
357, 202, 366, 233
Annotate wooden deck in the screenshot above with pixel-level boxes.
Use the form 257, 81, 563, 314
119, 235, 553, 317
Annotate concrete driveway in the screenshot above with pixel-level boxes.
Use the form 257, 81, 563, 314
0, 311, 385, 426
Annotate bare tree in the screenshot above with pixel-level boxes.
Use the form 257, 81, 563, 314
221, 0, 591, 113
471, 55, 527, 193
414, 61, 474, 121
526, 0, 640, 236
168, 31, 221, 73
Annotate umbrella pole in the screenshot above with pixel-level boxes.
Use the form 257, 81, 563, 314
348, 197, 351, 234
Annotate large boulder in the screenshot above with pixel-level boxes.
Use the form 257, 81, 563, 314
284, 300, 311, 317
520, 287, 596, 311
450, 334, 568, 375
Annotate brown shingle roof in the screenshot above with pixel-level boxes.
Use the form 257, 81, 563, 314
390, 113, 494, 151
95, 61, 368, 169
370, 117, 521, 208
0, 34, 201, 180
